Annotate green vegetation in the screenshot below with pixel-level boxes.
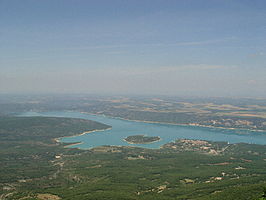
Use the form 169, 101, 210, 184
0, 116, 111, 143
124, 135, 160, 144
1, 116, 266, 199
0, 116, 110, 199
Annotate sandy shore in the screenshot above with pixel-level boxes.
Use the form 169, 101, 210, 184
63, 142, 84, 148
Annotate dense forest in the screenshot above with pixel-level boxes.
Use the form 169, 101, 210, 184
1, 116, 266, 199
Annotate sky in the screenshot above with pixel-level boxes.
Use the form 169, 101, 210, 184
0, 0, 266, 97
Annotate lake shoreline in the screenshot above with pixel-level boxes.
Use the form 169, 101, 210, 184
78, 111, 266, 133
54, 127, 112, 144
18, 111, 266, 150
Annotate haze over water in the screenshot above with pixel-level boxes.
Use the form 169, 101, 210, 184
19, 111, 266, 149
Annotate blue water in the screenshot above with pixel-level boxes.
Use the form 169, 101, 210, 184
18, 111, 266, 149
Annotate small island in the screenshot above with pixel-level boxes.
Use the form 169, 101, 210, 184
124, 135, 161, 144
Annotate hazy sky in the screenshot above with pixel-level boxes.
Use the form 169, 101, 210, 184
1, 0, 266, 97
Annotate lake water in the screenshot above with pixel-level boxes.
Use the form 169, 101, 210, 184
18, 111, 266, 149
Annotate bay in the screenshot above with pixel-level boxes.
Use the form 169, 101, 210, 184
18, 111, 266, 149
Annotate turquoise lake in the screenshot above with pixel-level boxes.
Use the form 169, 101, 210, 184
19, 111, 266, 149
